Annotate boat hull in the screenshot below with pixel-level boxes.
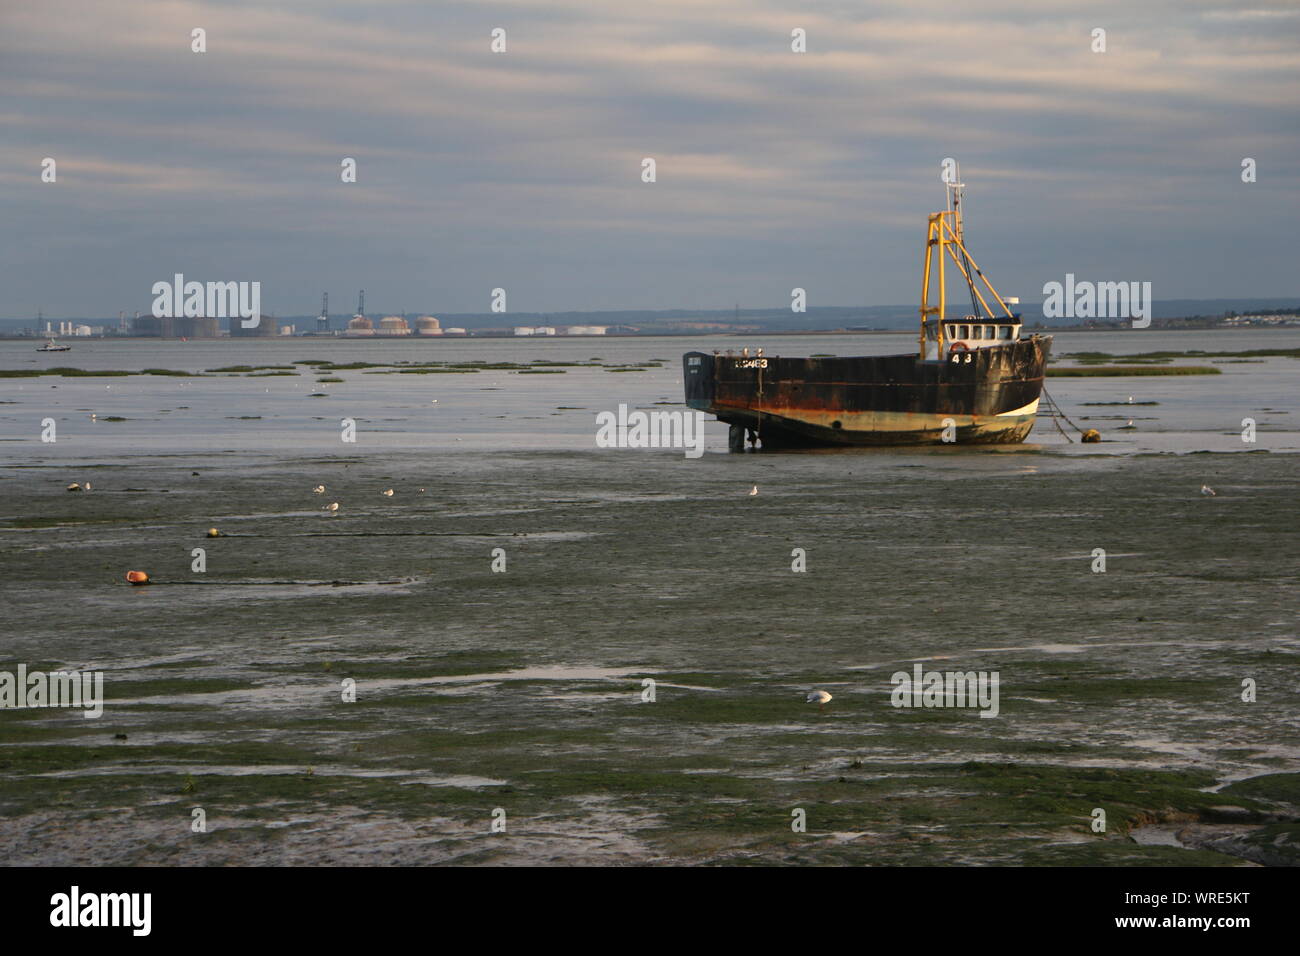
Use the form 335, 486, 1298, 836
683, 337, 1052, 447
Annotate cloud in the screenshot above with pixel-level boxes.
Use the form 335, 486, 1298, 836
1, 0, 1298, 315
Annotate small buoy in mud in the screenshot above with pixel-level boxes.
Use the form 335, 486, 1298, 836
90, 413, 96, 421
66, 482, 82, 492
1201, 485, 1216, 496
806, 689, 832, 713
313, 485, 325, 494
192, 471, 200, 476
749, 485, 759, 496
1127, 396, 1134, 404
381, 488, 394, 497
207, 528, 221, 538
325, 502, 339, 513
83, 481, 91, 491
125, 570, 150, 585
113, 733, 128, 741
417, 488, 426, 494
1081, 429, 1101, 443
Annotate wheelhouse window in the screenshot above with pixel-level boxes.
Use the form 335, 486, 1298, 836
959, 325, 970, 339
998, 326, 1012, 340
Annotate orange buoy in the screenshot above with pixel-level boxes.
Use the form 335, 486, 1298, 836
125, 570, 150, 585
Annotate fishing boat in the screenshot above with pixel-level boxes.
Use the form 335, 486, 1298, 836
683, 175, 1052, 448
37, 338, 71, 352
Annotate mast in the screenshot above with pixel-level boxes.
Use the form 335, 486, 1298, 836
918, 168, 1015, 359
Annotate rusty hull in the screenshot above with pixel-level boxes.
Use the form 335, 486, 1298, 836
682, 337, 1052, 447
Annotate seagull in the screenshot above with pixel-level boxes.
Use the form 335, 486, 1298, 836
806, 689, 832, 713
325, 501, 340, 513
381, 489, 394, 497
1201, 485, 1216, 496
313, 485, 325, 494
749, 485, 759, 496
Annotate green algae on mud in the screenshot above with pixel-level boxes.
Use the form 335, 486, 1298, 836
1, 450, 1297, 865
1048, 366, 1220, 376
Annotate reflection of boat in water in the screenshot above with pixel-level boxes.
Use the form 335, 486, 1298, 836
684, 172, 1052, 448
37, 338, 71, 352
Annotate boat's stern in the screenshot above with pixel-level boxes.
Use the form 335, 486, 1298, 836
682, 352, 717, 414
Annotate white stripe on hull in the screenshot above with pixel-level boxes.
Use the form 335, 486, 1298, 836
996, 398, 1040, 418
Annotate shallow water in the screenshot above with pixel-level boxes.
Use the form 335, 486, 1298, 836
4, 329, 1298, 459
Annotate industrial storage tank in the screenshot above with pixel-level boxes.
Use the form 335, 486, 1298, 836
346, 315, 374, 336
378, 315, 411, 336
416, 316, 442, 335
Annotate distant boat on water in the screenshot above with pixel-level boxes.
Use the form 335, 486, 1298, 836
38, 338, 71, 352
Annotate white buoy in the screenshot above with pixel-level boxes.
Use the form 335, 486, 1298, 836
1201, 485, 1216, 496
325, 501, 340, 512
806, 689, 832, 712
749, 485, 759, 496
313, 485, 325, 494
381, 489, 394, 497
66, 482, 82, 492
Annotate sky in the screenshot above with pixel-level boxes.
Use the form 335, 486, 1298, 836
2, 0, 1298, 319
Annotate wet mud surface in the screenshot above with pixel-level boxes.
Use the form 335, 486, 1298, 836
2, 447, 1297, 864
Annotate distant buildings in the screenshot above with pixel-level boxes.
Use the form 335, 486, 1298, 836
515, 325, 606, 336
45, 321, 94, 336
415, 316, 442, 335
345, 314, 374, 336
228, 315, 278, 337
1223, 313, 1299, 326
132, 315, 222, 337
377, 316, 411, 336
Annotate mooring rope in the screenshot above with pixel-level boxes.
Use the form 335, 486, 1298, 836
1040, 386, 1086, 442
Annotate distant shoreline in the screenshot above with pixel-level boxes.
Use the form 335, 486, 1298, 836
3, 324, 1298, 342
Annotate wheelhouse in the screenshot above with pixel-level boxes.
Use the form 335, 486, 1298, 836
943, 317, 1022, 351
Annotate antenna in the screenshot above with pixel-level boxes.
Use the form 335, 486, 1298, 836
357, 289, 365, 317
318, 293, 330, 332
945, 162, 966, 241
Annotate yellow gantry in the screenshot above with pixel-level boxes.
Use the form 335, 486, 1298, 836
917, 202, 1016, 359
